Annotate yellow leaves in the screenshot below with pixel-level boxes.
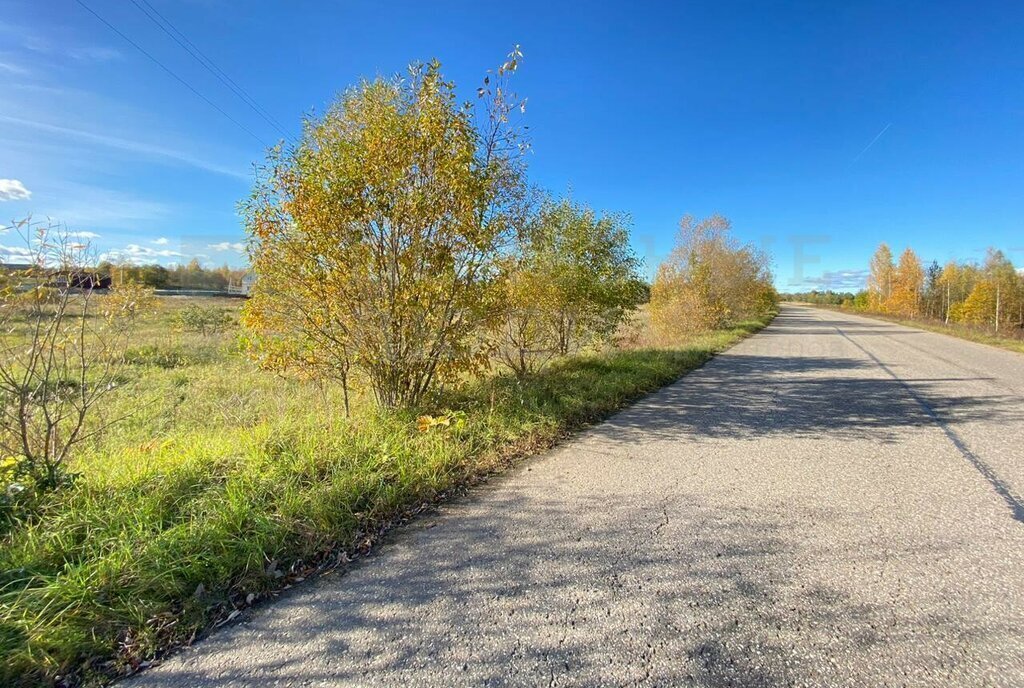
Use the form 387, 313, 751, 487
415, 410, 467, 433
955, 281, 997, 325
650, 214, 774, 344
0, 455, 22, 482
241, 54, 526, 408
867, 245, 924, 318
103, 282, 156, 324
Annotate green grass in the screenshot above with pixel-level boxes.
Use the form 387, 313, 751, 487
0, 300, 773, 686
882, 316, 1024, 354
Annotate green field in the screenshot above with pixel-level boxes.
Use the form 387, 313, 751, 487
0, 296, 774, 686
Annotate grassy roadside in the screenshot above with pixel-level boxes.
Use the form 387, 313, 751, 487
0, 311, 774, 686
790, 303, 1024, 355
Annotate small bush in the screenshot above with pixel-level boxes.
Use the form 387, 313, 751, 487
124, 344, 214, 369
175, 305, 233, 337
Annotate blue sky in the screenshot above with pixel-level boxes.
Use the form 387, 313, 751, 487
1, 0, 1022, 289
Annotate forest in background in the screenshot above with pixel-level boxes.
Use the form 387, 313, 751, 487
785, 244, 1023, 341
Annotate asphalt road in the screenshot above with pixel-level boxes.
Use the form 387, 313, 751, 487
131, 305, 1024, 687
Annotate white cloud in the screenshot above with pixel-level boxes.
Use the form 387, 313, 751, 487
152, 237, 170, 245
70, 230, 101, 239
0, 179, 31, 201
208, 241, 246, 253
101, 243, 186, 264
0, 244, 33, 260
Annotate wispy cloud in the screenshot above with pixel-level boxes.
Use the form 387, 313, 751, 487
0, 23, 121, 63
852, 123, 892, 164
152, 237, 170, 245
66, 46, 121, 62
798, 269, 870, 291
0, 60, 29, 75
208, 241, 246, 253
0, 179, 31, 201
0, 115, 249, 181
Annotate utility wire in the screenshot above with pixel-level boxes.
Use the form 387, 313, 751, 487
73, 0, 268, 146
128, 0, 289, 138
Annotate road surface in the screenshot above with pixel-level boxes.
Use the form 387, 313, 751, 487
132, 305, 1024, 687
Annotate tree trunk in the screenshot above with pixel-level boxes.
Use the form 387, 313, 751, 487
944, 283, 950, 325
995, 283, 1001, 334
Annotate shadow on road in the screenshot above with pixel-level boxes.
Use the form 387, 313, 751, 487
133, 489, 1014, 688
130, 307, 1024, 687
589, 351, 1018, 445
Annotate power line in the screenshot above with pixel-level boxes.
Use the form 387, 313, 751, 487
128, 0, 289, 138
73, 0, 268, 147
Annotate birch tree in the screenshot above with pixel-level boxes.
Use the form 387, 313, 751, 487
867, 243, 894, 312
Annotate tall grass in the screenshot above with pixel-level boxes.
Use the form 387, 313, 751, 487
0, 299, 773, 686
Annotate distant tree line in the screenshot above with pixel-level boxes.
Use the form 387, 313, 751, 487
787, 244, 1023, 335
779, 290, 856, 306
97, 258, 247, 291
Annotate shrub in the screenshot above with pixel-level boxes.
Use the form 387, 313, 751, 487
176, 305, 233, 336
495, 196, 644, 377
650, 214, 775, 343
242, 51, 528, 409
0, 220, 146, 495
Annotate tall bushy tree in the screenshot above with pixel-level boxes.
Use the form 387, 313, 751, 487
496, 197, 643, 376
649, 214, 775, 343
243, 52, 528, 409
889, 247, 924, 317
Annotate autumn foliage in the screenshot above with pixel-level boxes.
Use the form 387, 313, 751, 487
865, 243, 1022, 332
242, 54, 527, 409
496, 197, 644, 376
649, 215, 776, 343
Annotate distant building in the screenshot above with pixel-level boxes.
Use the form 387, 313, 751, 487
48, 270, 113, 291
227, 271, 256, 296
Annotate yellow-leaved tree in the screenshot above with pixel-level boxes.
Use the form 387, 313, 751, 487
242, 51, 528, 410
649, 214, 775, 343
495, 196, 644, 376
867, 243, 894, 312
889, 247, 924, 317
